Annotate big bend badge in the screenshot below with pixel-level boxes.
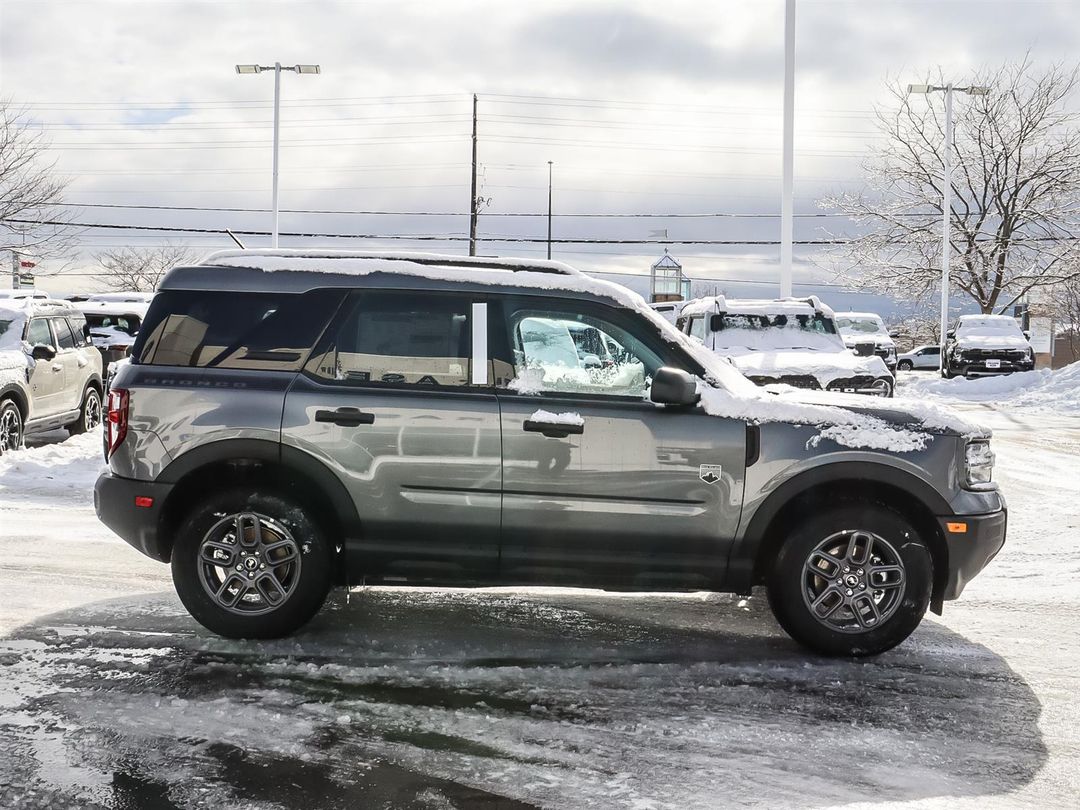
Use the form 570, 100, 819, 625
699, 464, 723, 484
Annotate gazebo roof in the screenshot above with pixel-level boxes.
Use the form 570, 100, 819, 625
651, 248, 682, 270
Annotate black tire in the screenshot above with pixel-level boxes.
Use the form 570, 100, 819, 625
0, 398, 24, 456
766, 503, 932, 657
897, 360, 913, 371
171, 488, 334, 639
68, 385, 102, 435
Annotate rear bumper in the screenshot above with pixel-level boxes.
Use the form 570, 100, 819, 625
937, 509, 1007, 601
94, 471, 173, 562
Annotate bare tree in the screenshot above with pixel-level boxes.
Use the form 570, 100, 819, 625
1047, 273, 1080, 355
0, 103, 71, 262
821, 59, 1080, 314
97, 244, 196, 292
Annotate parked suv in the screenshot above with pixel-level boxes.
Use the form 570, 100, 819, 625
676, 296, 895, 396
94, 250, 1006, 656
0, 299, 104, 454
943, 314, 1035, 378
835, 312, 898, 373
897, 345, 941, 371
75, 296, 151, 373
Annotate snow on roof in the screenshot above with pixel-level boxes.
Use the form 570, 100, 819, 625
76, 300, 151, 317
680, 296, 834, 319
835, 311, 883, 321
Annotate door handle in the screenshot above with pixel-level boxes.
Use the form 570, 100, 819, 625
523, 419, 584, 438
51, 363, 63, 373
315, 407, 375, 427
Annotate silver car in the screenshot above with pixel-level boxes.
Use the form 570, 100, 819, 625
0, 298, 105, 453
94, 251, 1007, 656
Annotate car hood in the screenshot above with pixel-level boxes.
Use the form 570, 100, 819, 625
0, 349, 25, 373
956, 333, 1031, 350
841, 333, 895, 349
725, 347, 891, 383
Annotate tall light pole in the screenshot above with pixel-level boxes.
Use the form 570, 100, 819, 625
236, 63, 321, 248
780, 0, 796, 298
907, 82, 989, 360
547, 160, 553, 260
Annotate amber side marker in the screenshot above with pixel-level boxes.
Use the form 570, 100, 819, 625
946, 521, 968, 534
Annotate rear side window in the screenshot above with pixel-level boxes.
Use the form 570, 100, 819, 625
134, 290, 343, 370
306, 291, 477, 388
67, 315, 91, 347
54, 318, 77, 350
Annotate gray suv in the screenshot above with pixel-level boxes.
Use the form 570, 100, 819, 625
94, 250, 1007, 656
0, 299, 104, 453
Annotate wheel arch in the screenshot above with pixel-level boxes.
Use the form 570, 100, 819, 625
156, 439, 358, 576
0, 383, 29, 421
730, 462, 951, 614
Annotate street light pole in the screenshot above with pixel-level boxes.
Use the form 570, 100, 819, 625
780, 0, 796, 298
236, 62, 321, 248
906, 82, 990, 362
547, 160, 553, 260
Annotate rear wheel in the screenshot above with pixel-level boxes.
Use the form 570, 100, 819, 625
171, 488, 334, 638
767, 503, 932, 656
68, 386, 102, 435
0, 399, 23, 456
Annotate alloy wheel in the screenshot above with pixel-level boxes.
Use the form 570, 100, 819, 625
84, 390, 102, 430
197, 512, 303, 616
801, 529, 906, 634
0, 406, 22, 453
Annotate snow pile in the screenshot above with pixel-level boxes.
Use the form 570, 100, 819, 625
900, 364, 1080, 414
0, 431, 103, 498
528, 409, 585, 427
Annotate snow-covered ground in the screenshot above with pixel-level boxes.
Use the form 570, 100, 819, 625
1, 373, 1078, 808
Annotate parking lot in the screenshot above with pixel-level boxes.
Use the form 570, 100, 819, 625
1, 394, 1078, 809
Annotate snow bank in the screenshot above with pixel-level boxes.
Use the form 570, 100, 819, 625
0, 431, 103, 499
900, 364, 1080, 414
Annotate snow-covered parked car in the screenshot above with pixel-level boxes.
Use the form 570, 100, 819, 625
0, 298, 104, 454
676, 296, 895, 397
76, 296, 151, 373
897, 344, 942, 371
835, 311, 897, 373
943, 314, 1035, 378
95, 249, 1006, 656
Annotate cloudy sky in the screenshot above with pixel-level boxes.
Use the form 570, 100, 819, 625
1, 0, 1078, 301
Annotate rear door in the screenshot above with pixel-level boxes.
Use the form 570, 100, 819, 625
492, 296, 746, 590
281, 290, 502, 582
24, 317, 65, 418
52, 317, 88, 411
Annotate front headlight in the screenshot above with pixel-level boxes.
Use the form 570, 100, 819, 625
965, 439, 995, 486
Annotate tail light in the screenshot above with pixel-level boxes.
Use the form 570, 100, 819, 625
106, 388, 129, 458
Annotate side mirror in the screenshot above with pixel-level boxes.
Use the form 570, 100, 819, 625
31, 344, 56, 362
709, 313, 724, 332
1023, 330, 1031, 340
853, 341, 875, 357
650, 367, 700, 407
582, 353, 602, 369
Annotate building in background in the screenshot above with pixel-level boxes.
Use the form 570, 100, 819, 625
649, 250, 690, 303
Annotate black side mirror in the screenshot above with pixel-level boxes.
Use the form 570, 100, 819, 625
1023, 330, 1031, 340
853, 341, 875, 357
31, 344, 56, 362
709, 313, 724, 332
651, 367, 700, 406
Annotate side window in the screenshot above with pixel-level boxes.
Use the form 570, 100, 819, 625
503, 304, 665, 398
136, 290, 341, 370
67, 315, 90, 347
306, 292, 477, 388
54, 318, 77, 350
689, 316, 707, 341
26, 318, 54, 349
926, 346, 940, 356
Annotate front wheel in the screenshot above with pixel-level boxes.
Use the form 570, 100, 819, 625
0, 398, 24, 456
897, 360, 913, 371
171, 489, 334, 638
767, 503, 932, 656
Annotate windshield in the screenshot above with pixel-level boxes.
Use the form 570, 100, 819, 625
835, 316, 885, 335
0, 316, 23, 351
957, 316, 1024, 336
710, 311, 844, 352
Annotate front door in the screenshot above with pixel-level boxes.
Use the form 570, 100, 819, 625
492, 296, 747, 590
281, 290, 502, 583
24, 317, 65, 419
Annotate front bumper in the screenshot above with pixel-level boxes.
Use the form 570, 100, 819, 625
951, 358, 1034, 377
937, 509, 1007, 601
94, 471, 174, 562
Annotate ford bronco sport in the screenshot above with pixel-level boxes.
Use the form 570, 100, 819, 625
94, 250, 1006, 656
0, 298, 104, 454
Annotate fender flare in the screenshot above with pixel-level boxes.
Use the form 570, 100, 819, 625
726, 461, 952, 591
0, 383, 29, 419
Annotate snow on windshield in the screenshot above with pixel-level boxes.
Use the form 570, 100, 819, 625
0, 316, 23, 352
835, 316, 885, 335
957, 316, 1024, 336
711, 312, 844, 353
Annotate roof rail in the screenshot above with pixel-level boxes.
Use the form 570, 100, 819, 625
197, 248, 581, 277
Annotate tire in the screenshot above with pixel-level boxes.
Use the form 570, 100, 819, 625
171, 488, 334, 639
897, 360, 913, 371
0, 398, 24, 456
766, 503, 932, 656
68, 385, 102, 435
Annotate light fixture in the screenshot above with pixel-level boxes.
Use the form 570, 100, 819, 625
235, 64, 261, 75
295, 64, 321, 75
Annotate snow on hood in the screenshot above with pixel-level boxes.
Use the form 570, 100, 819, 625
726, 347, 890, 384
956, 333, 1031, 350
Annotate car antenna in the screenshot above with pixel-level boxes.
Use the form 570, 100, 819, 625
226, 229, 246, 249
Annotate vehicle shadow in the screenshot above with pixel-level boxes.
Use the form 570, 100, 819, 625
0, 587, 1047, 810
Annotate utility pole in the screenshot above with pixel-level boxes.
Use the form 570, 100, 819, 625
469, 93, 479, 256
779, 0, 795, 298
547, 161, 553, 260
